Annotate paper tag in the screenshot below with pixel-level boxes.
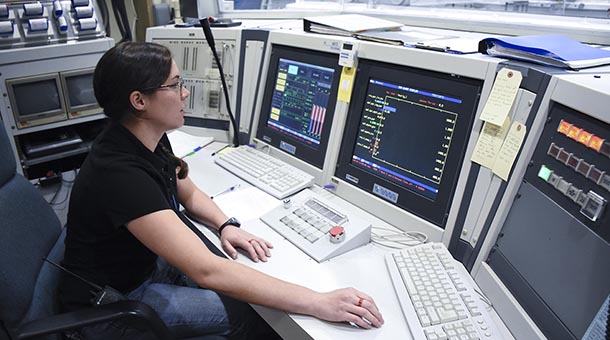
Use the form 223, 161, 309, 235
479, 68, 522, 126
471, 116, 511, 169
337, 66, 356, 103
492, 122, 527, 181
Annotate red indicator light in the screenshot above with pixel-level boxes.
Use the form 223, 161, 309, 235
557, 120, 571, 135
577, 130, 592, 146
567, 126, 582, 140
589, 136, 604, 152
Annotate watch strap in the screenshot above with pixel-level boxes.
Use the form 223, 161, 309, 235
218, 218, 240, 235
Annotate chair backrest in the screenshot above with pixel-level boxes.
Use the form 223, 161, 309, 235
0, 126, 65, 339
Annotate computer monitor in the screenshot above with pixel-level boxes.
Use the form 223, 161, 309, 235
6, 73, 67, 128
255, 44, 342, 170
60, 68, 99, 118
335, 58, 483, 228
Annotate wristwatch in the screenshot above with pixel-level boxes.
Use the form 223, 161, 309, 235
218, 217, 241, 235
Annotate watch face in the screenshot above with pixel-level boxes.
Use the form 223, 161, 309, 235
228, 217, 240, 227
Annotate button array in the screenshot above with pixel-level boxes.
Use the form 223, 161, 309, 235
557, 119, 610, 158
279, 198, 347, 243
547, 143, 610, 193
538, 164, 607, 222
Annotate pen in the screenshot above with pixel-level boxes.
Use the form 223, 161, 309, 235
211, 144, 232, 157
182, 145, 204, 159
210, 183, 240, 199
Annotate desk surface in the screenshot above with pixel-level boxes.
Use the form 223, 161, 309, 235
183, 141, 510, 340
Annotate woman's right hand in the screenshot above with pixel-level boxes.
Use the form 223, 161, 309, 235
311, 288, 384, 329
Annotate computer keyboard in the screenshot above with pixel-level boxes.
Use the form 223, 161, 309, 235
260, 189, 372, 262
214, 145, 314, 199
386, 242, 502, 340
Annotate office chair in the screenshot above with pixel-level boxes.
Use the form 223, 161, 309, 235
0, 126, 172, 340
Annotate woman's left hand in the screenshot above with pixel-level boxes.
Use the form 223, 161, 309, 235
220, 225, 273, 262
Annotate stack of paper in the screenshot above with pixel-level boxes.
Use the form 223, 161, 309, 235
303, 14, 402, 37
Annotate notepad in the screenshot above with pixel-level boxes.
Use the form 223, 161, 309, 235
167, 130, 214, 158
479, 35, 610, 70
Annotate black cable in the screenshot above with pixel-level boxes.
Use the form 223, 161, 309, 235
117, 0, 132, 42
98, 0, 110, 36
110, 0, 131, 43
110, 0, 126, 41
215, 45, 238, 146
199, 17, 239, 146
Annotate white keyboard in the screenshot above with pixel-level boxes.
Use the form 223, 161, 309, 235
386, 243, 502, 340
214, 146, 314, 199
260, 189, 371, 262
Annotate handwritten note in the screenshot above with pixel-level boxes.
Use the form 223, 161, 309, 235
479, 68, 522, 126
493, 122, 527, 181
471, 117, 511, 169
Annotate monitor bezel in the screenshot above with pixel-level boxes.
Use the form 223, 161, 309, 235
335, 58, 483, 228
6, 73, 67, 122
60, 67, 99, 113
255, 44, 342, 170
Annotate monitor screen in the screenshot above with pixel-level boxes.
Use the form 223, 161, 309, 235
61, 68, 98, 112
335, 59, 483, 227
255, 45, 342, 169
7, 74, 65, 121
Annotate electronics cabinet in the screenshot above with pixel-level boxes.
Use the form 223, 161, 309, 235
0, 0, 113, 179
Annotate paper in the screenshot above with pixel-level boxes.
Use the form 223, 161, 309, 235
337, 66, 356, 102
167, 130, 214, 158
212, 186, 280, 222
303, 14, 402, 36
493, 122, 527, 181
471, 117, 511, 169
479, 68, 522, 126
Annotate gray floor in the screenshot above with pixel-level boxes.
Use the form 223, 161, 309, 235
35, 170, 76, 226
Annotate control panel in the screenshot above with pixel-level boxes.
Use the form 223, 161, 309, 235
0, 1, 104, 49
530, 103, 609, 239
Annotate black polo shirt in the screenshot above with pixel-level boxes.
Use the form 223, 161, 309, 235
59, 122, 179, 310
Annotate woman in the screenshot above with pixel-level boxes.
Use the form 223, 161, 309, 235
59, 41, 383, 339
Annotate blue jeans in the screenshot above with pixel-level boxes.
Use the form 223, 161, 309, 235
80, 259, 281, 340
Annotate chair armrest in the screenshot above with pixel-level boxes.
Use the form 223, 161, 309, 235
16, 300, 173, 340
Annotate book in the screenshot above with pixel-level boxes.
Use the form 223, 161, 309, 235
479, 35, 610, 70
354, 28, 455, 46
303, 14, 402, 37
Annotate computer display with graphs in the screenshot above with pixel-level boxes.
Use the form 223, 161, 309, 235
335, 58, 483, 228
255, 44, 342, 170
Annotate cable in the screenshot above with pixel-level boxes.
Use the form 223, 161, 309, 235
371, 226, 428, 249
200, 17, 239, 147
111, 0, 132, 43
97, 0, 110, 35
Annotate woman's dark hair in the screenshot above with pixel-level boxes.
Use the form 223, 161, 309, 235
94, 42, 189, 179
93, 41, 172, 121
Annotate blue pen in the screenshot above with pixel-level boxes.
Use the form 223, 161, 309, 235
182, 145, 204, 158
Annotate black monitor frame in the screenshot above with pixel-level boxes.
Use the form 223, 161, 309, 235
335, 58, 483, 228
255, 44, 342, 170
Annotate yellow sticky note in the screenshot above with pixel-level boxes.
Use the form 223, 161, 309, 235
492, 121, 527, 181
337, 66, 356, 103
479, 68, 522, 126
471, 116, 511, 169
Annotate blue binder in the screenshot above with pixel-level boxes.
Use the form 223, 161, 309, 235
479, 34, 610, 70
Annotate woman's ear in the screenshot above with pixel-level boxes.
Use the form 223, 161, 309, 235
129, 90, 147, 111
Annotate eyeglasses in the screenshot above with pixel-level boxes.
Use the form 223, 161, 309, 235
141, 79, 185, 92
158, 79, 184, 91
